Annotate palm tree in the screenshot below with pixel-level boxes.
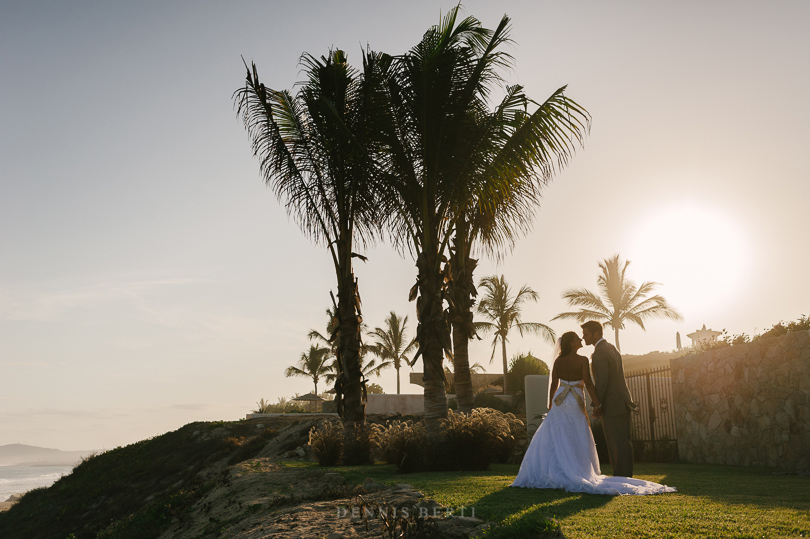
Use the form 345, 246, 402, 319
553, 254, 683, 352
376, 7, 540, 439
285, 345, 332, 395
236, 49, 387, 458
369, 311, 417, 394
443, 68, 589, 414
475, 275, 555, 395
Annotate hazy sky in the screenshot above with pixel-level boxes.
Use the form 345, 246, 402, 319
1, 1, 808, 451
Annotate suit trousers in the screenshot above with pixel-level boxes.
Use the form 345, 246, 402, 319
602, 413, 634, 477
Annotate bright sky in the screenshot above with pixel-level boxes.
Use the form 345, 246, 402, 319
1, 1, 808, 451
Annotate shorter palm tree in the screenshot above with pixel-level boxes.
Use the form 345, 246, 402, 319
369, 311, 417, 394
475, 275, 556, 395
285, 345, 332, 395
553, 254, 683, 352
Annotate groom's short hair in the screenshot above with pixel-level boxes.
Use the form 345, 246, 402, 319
581, 320, 603, 338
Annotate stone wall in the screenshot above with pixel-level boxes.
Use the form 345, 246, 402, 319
671, 329, 810, 470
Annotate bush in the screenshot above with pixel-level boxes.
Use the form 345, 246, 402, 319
308, 420, 343, 466
342, 423, 373, 466
436, 408, 520, 471
370, 420, 428, 473
506, 352, 549, 397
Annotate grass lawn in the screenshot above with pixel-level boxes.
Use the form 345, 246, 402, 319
284, 461, 810, 538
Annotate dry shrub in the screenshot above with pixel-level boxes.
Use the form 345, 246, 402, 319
342, 423, 373, 465
437, 408, 520, 470
370, 420, 428, 473
309, 420, 343, 466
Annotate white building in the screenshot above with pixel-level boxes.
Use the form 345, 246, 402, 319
686, 324, 722, 347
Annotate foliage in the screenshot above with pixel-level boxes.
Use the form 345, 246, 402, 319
439, 409, 524, 469
366, 382, 385, 394
370, 419, 429, 474
505, 352, 549, 398
252, 396, 308, 414
341, 423, 373, 466
0, 421, 278, 539
693, 314, 810, 353
369, 409, 522, 473
308, 420, 344, 466
554, 254, 682, 352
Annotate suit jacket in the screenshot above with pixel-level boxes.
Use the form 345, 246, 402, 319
591, 339, 635, 418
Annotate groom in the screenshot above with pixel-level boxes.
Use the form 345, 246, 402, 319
581, 320, 636, 477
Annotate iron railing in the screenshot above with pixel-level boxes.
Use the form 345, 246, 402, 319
625, 365, 678, 461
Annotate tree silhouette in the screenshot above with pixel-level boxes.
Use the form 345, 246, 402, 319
553, 254, 683, 352
284, 345, 332, 395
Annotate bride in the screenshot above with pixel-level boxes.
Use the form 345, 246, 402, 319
511, 331, 676, 495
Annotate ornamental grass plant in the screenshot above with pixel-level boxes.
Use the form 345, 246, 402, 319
308, 420, 343, 466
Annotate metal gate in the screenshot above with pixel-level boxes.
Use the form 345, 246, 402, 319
625, 366, 678, 461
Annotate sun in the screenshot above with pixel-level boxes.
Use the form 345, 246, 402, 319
626, 203, 749, 316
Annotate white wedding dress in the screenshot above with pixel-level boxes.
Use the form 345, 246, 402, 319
512, 380, 676, 495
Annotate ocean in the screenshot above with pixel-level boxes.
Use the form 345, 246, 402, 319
0, 465, 74, 502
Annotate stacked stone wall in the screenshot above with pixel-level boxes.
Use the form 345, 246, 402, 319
671, 329, 810, 470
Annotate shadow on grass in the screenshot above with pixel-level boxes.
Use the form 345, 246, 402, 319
475, 485, 612, 521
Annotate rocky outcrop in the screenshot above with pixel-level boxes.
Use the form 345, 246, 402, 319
671, 329, 810, 470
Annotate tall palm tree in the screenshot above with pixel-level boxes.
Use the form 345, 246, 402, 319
285, 345, 332, 395
444, 71, 589, 414
376, 7, 539, 439
475, 275, 555, 395
369, 311, 417, 394
553, 254, 683, 352
235, 49, 387, 459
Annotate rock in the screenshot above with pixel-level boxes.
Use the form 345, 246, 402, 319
256, 423, 264, 429
294, 446, 306, 458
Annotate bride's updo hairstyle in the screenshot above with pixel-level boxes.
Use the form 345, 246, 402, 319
557, 331, 580, 360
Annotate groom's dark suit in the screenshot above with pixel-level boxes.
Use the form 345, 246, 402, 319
592, 339, 635, 477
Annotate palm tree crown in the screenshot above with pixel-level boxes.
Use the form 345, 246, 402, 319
553, 254, 683, 351
475, 274, 555, 394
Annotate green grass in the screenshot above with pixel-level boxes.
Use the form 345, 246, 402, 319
289, 461, 810, 538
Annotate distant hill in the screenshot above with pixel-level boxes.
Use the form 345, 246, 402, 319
0, 444, 94, 467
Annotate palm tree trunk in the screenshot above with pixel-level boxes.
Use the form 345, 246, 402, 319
447, 224, 476, 414
415, 250, 449, 442
396, 364, 401, 394
336, 247, 369, 464
501, 337, 509, 395
614, 326, 621, 353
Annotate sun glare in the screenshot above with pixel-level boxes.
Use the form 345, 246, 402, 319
627, 204, 749, 316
